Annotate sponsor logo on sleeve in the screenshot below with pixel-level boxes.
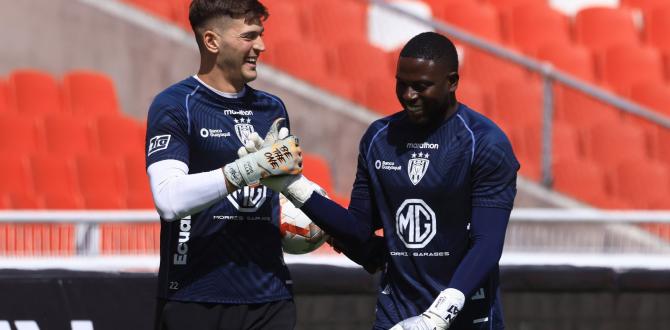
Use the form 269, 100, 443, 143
200, 128, 231, 138
148, 135, 171, 156
374, 159, 402, 171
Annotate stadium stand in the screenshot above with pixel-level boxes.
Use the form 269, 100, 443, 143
63, 71, 121, 118
9, 69, 64, 117
574, 7, 640, 52
504, 3, 571, 54
597, 44, 665, 95
0, 115, 41, 155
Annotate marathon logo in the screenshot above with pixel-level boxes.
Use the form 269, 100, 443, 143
406, 142, 439, 149
224, 109, 254, 116
173, 216, 191, 265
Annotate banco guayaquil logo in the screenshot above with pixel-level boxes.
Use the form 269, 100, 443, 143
395, 199, 436, 248
407, 152, 430, 185
234, 117, 254, 145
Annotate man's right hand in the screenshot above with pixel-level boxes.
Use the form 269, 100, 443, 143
223, 118, 302, 189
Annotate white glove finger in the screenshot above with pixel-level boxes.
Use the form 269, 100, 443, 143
249, 132, 263, 150
237, 146, 249, 157
278, 127, 289, 140
262, 117, 286, 147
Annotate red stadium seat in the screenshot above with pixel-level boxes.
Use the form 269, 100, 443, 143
537, 43, 595, 81
8, 192, 41, 209
76, 155, 125, 199
302, 153, 335, 195
597, 45, 664, 95
96, 115, 144, 157
122, 0, 172, 19
505, 4, 570, 54
456, 79, 487, 115
612, 160, 670, 208
302, 0, 367, 43
437, 2, 501, 42
31, 154, 79, 197
0, 115, 41, 155
261, 2, 303, 54
630, 82, 670, 116
63, 71, 120, 118
575, 7, 640, 52
553, 158, 614, 207
491, 77, 542, 128
43, 115, 96, 156
621, 0, 669, 13
272, 40, 329, 82
333, 40, 393, 82
362, 76, 400, 115
124, 154, 154, 209
582, 121, 648, 165
169, 0, 191, 30
41, 193, 84, 209
0, 156, 33, 196
553, 85, 622, 129
9, 69, 64, 117
0, 79, 11, 113
643, 5, 670, 52
522, 122, 581, 165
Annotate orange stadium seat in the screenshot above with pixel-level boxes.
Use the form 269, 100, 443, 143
96, 115, 144, 157
456, 79, 487, 115
123, 0, 172, 19
537, 43, 595, 81
0, 115, 41, 155
553, 158, 621, 208
613, 160, 670, 208
76, 155, 125, 200
302, 0, 367, 43
582, 121, 648, 165
0, 156, 33, 197
491, 77, 542, 128
437, 1, 501, 42
621, 0, 669, 12
31, 154, 79, 197
363, 76, 400, 115
8, 193, 41, 209
597, 45, 665, 95
505, 4, 571, 54
124, 154, 154, 209
260, 2, 303, 56
553, 86, 621, 129
9, 69, 64, 117
630, 82, 670, 117
643, 5, 670, 52
575, 7, 640, 52
41, 193, 84, 209
0, 194, 9, 209
0, 79, 10, 113
333, 40, 393, 82
63, 71, 120, 118
302, 153, 334, 194
522, 122, 581, 165
169, 0, 191, 30
43, 115, 95, 156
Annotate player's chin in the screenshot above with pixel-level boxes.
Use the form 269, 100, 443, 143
241, 69, 258, 82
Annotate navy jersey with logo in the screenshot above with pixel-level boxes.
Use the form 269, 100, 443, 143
145, 76, 292, 304
354, 103, 519, 329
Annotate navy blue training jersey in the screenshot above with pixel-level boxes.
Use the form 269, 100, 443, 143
354, 104, 519, 329
145, 76, 292, 304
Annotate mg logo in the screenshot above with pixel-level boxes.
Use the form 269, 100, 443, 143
234, 117, 254, 145
395, 199, 436, 248
227, 186, 267, 212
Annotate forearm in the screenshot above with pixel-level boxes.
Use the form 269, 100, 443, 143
448, 207, 510, 296
148, 160, 229, 222
300, 193, 373, 244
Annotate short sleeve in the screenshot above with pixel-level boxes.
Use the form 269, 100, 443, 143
471, 132, 520, 209
145, 97, 190, 168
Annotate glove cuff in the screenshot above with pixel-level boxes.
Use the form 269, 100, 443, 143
425, 288, 465, 329
285, 175, 322, 207
223, 162, 244, 188
235, 155, 261, 187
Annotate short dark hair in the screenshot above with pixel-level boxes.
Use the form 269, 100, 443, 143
189, 0, 268, 31
399, 32, 459, 71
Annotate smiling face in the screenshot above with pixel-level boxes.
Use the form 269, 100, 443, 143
212, 16, 265, 88
395, 56, 459, 126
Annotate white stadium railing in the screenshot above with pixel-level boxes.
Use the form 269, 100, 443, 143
1, 208, 670, 271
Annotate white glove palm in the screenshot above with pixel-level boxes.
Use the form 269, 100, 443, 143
223, 118, 302, 188
236, 122, 325, 207
390, 288, 465, 330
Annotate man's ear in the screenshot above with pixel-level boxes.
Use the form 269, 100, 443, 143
448, 72, 459, 92
202, 29, 220, 54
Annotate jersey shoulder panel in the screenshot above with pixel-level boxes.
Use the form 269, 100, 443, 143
359, 111, 405, 156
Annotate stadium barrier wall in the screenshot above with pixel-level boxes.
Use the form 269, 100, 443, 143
1, 266, 670, 330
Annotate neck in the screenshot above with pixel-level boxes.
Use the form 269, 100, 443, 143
197, 57, 244, 93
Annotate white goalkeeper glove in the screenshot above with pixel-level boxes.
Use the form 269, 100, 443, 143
390, 288, 465, 330
236, 122, 326, 207
223, 118, 302, 188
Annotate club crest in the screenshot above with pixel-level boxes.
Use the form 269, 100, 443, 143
234, 117, 254, 145
408, 152, 430, 185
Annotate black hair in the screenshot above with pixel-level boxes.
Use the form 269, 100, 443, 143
399, 32, 459, 71
189, 0, 268, 31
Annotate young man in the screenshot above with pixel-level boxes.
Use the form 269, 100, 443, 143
259, 32, 519, 329
145, 1, 303, 329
